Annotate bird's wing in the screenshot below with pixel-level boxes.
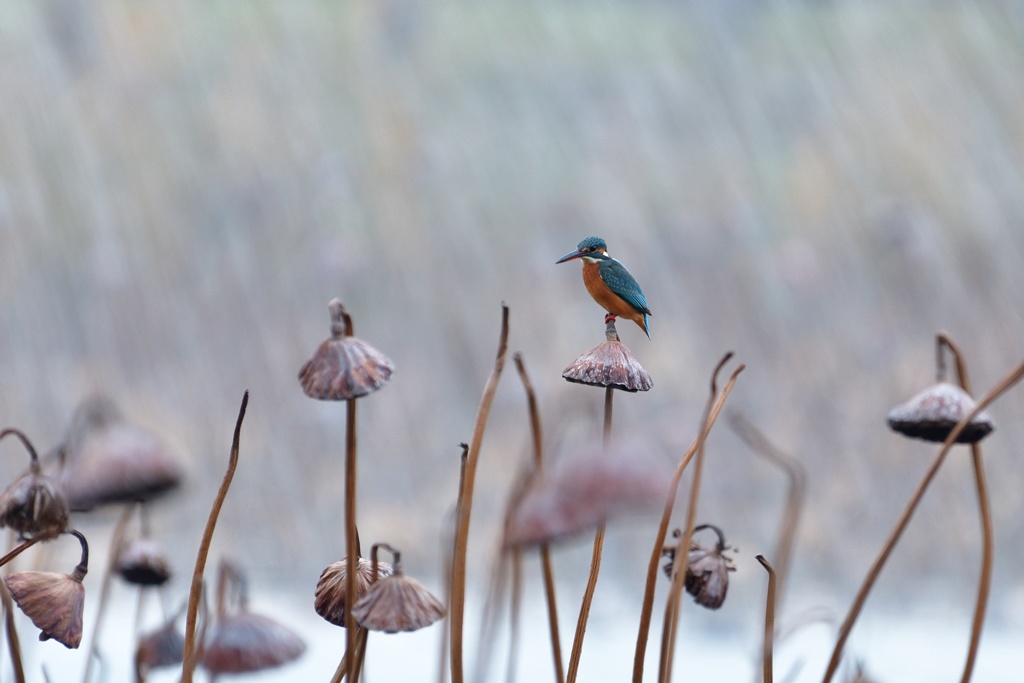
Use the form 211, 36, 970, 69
600, 259, 651, 315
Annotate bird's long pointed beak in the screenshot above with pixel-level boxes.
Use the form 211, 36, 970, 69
555, 249, 584, 264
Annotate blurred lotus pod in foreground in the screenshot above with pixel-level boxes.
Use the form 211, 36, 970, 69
505, 440, 671, 547
562, 339, 652, 392
135, 618, 185, 680
298, 298, 395, 401
887, 382, 994, 444
54, 395, 184, 511
201, 612, 307, 675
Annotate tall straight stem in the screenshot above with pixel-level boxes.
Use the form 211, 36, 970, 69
565, 387, 614, 683
344, 397, 359, 682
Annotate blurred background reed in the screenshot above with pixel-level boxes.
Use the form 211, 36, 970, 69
2, 0, 1024, 675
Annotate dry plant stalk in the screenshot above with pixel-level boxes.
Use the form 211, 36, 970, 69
935, 334, 992, 683
632, 354, 743, 682
730, 414, 806, 608
449, 305, 510, 683
436, 444, 468, 683
565, 386, 613, 683
514, 354, 564, 683
821, 357, 1024, 682
658, 357, 734, 682
756, 555, 777, 683
181, 391, 248, 683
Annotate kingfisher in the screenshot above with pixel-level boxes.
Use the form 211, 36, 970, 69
556, 236, 652, 339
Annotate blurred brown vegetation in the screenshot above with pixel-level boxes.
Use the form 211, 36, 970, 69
1, 0, 1023, 635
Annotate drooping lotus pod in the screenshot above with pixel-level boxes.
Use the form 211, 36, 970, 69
887, 382, 994, 444
314, 556, 394, 627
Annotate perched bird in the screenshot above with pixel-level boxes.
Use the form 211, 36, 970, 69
556, 236, 652, 338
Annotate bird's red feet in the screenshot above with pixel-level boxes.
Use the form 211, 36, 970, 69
604, 313, 618, 325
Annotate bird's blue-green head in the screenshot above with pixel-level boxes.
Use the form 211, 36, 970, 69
555, 236, 609, 264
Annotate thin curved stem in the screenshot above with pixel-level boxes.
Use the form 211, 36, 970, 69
0, 428, 41, 471
181, 391, 248, 683
514, 354, 564, 683
344, 397, 359, 682
633, 355, 743, 682
821, 360, 1024, 682
81, 505, 133, 683
450, 305, 510, 683
756, 555, 777, 683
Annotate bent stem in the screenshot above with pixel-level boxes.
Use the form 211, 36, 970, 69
449, 305, 510, 683
937, 333, 992, 683
514, 354, 564, 683
730, 414, 806, 608
633, 354, 743, 682
437, 444, 469, 683
756, 555, 777, 683
181, 391, 248, 683
566, 387, 615, 683
821, 360, 1024, 683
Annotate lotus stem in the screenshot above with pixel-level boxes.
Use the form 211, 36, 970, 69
81, 504, 134, 683
344, 396, 359, 682
181, 391, 248, 682
449, 305, 509, 683
633, 354, 743, 682
756, 555, 777, 683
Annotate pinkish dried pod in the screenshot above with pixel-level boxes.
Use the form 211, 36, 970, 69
562, 340, 652, 392
505, 439, 671, 547
200, 612, 306, 675
135, 618, 185, 678
314, 556, 394, 627
887, 382, 993, 444
298, 299, 395, 400
661, 525, 736, 610
351, 545, 445, 633
54, 396, 183, 511
0, 429, 70, 540
116, 537, 171, 586
5, 530, 89, 648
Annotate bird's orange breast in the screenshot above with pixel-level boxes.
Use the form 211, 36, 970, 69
581, 261, 642, 322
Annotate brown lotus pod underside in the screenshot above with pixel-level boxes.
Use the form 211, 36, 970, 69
887, 382, 994, 444
5, 571, 85, 648
0, 472, 70, 540
562, 341, 652, 392
135, 620, 185, 674
505, 442, 671, 547
314, 557, 394, 627
352, 573, 446, 633
298, 336, 395, 401
57, 423, 183, 511
117, 538, 172, 586
201, 612, 306, 675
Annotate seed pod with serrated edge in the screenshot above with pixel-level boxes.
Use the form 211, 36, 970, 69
314, 556, 394, 627
5, 529, 89, 648
562, 320, 652, 392
298, 299, 395, 401
887, 381, 993, 444
352, 543, 445, 633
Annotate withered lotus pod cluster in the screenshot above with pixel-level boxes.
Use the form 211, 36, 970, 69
562, 319, 652, 392
54, 395, 184, 511
351, 544, 445, 633
887, 382, 994, 444
116, 537, 172, 586
314, 556, 395, 627
5, 529, 89, 648
505, 439, 671, 547
661, 525, 736, 610
0, 429, 69, 541
298, 298, 395, 400
201, 560, 306, 676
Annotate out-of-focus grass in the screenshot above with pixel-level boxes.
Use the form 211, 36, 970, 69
1, 0, 1023, 634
